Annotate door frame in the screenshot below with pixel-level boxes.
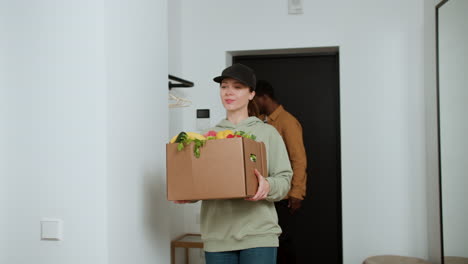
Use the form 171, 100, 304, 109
226, 46, 339, 65
229, 47, 343, 263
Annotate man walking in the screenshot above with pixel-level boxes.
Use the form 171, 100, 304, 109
254, 80, 308, 263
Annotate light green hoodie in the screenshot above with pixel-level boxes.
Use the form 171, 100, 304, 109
201, 116, 293, 252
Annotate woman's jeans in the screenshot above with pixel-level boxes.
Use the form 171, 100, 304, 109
205, 247, 277, 264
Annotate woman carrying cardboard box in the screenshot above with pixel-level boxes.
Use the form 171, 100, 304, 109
175, 63, 292, 264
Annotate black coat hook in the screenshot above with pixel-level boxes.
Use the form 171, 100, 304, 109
169, 75, 194, 90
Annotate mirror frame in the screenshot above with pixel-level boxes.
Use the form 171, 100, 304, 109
435, 1, 447, 263
436, 0, 460, 263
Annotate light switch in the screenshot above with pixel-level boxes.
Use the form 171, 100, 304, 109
196, 109, 210, 132
41, 218, 63, 241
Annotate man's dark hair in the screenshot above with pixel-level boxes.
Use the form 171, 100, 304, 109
255, 80, 277, 101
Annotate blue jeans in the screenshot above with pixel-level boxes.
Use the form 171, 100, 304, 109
205, 247, 277, 264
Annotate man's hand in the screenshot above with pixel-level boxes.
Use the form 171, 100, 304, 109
288, 197, 302, 214
245, 169, 270, 201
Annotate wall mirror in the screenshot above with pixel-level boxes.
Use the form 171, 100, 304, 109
436, 0, 468, 263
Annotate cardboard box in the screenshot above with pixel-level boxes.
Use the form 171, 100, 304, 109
166, 137, 267, 201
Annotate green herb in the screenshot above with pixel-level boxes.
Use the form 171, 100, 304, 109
175, 130, 257, 158
234, 131, 246, 136
250, 154, 257, 162
177, 142, 184, 151
176, 137, 206, 159
193, 139, 206, 158
234, 131, 257, 141
175, 132, 188, 143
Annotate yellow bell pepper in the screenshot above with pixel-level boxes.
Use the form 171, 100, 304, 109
216, 130, 234, 139
186, 132, 206, 141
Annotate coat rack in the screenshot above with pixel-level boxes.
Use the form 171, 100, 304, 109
168, 75, 194, 90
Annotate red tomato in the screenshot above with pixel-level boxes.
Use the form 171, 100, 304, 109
203, 130, 217, 137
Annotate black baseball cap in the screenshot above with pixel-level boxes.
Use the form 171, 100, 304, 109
213, 63, 257, 90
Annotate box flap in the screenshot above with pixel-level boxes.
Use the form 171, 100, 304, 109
260, 141, 268, 177
166, 143, 194, 200
242, 138, 268, 197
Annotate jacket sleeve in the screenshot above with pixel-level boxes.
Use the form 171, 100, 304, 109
281, 118, 307, 200
264, 128, 293, 202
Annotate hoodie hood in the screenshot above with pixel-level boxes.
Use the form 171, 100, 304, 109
215, 116, 264, 130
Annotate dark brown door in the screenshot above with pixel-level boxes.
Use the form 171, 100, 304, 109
234, 53, 342, 263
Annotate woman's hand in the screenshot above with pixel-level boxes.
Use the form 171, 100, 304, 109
245, 169, 270, 201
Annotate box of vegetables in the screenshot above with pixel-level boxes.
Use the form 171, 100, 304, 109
166, 130, 267, 201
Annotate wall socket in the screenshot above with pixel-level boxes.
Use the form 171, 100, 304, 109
40, 218, 63, 241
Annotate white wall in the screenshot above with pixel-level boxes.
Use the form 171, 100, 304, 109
168, 1, 205, 263
2, 0, 171, 263
106, 0, 170, 263
2, 1, 108, 263
172, 0, 430, 263
438, 0, 468, 258
0, 4, 7, 262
